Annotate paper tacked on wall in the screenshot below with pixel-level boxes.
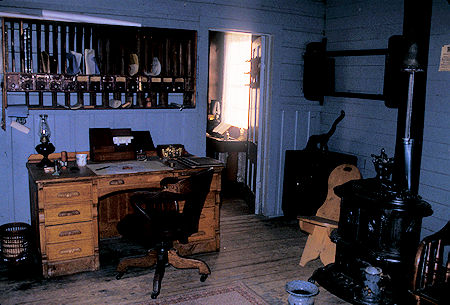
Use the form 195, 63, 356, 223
439, 44, 450, 71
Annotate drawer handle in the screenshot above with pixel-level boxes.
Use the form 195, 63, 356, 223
59, 230, 82, 237
200, 214, 206, 219
57, 191, 81, 198
58, 210, 81, 217
109, 179, 125, 185
59, 247, 81, 255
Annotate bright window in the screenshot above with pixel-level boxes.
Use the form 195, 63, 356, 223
222, 32, 251, 129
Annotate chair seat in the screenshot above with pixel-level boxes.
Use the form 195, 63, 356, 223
411, 283, 448, 305
298, 216, 338, 234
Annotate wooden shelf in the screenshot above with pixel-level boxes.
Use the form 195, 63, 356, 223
1, 17, 197, 113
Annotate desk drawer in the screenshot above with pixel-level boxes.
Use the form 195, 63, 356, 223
97, 175, 164, 194
47, 239, 94, 261
188, 207, 215, 242
43, 183, 92, 204
46, 222, 94, 244
45, 203, 93, 225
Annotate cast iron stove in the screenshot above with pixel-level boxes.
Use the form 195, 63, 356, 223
309, 150, 432, 304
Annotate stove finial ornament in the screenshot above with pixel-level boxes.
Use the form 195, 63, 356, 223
371, 148, 394, 181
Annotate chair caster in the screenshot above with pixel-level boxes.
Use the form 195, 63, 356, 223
200, 274, 208, 282
116, 272, 125, 280
151, 292, 159, 299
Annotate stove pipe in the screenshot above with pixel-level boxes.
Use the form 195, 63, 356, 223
392, 0, 432, 194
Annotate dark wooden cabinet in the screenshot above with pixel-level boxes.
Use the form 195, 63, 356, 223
282, 150, 357, 218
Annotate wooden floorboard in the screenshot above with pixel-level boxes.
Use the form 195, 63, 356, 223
0, 197, 349, 304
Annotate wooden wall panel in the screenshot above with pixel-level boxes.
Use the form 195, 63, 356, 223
0, 127, 12, 224
10, 119, 34, 222
323, 0, 401, 180
271, 108, 320, 216
415, 0, 450, 235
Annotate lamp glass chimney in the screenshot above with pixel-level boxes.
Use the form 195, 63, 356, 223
39, 114, 51, 142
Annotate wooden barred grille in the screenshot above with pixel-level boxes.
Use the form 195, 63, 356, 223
1, 18, 197, 113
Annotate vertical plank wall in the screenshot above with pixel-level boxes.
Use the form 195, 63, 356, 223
0, 1, 325, 223
420, 0, 450, 235
1, 0, 447, 236
323, 0, 449, 235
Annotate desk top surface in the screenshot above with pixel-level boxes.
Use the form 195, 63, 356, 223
87, 160, 173, 175
206, 135, 248, 153
27, 156, 223, 184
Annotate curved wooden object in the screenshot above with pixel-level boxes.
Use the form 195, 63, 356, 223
116, 248, 210, 275
116, 250, 157, 274
168, 249, 210, 275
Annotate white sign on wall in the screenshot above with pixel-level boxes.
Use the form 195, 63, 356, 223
439, 44, 450, 71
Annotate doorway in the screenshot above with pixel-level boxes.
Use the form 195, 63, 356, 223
206, 30, 270, 215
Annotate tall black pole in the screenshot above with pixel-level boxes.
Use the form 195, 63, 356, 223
393, 0, 432, 194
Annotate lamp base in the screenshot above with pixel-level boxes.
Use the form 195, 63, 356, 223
37, 157, 55, 168
35, 142, 55, 168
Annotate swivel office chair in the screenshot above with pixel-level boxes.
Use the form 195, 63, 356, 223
116, 167, 214, 299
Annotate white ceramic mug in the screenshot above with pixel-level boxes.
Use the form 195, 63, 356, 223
76, 153, 88, 167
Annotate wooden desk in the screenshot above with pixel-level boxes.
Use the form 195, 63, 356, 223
206, 135, 248, 181
27, 158, 223, 278
206, 135, 248, 155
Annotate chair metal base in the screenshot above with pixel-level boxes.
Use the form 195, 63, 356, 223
116, 243, 210, 299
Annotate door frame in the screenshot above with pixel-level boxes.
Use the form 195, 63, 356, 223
207, 28, 272, 215
254, 34, 272, 214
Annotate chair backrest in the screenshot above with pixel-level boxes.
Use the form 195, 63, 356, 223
315, 164, 361, 221
411, 221, 450, 293
178, 168, 214, 237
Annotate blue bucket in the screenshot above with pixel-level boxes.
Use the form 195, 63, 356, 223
286, 280, 319, 305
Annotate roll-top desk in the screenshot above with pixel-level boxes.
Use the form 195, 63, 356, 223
27, 157, 223, 278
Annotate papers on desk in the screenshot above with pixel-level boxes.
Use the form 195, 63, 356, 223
212, 122, 232, 135
87, 160, 173, 175
177, 156, 223, 168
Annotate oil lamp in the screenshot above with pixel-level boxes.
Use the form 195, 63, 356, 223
35, 114, 55, 168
